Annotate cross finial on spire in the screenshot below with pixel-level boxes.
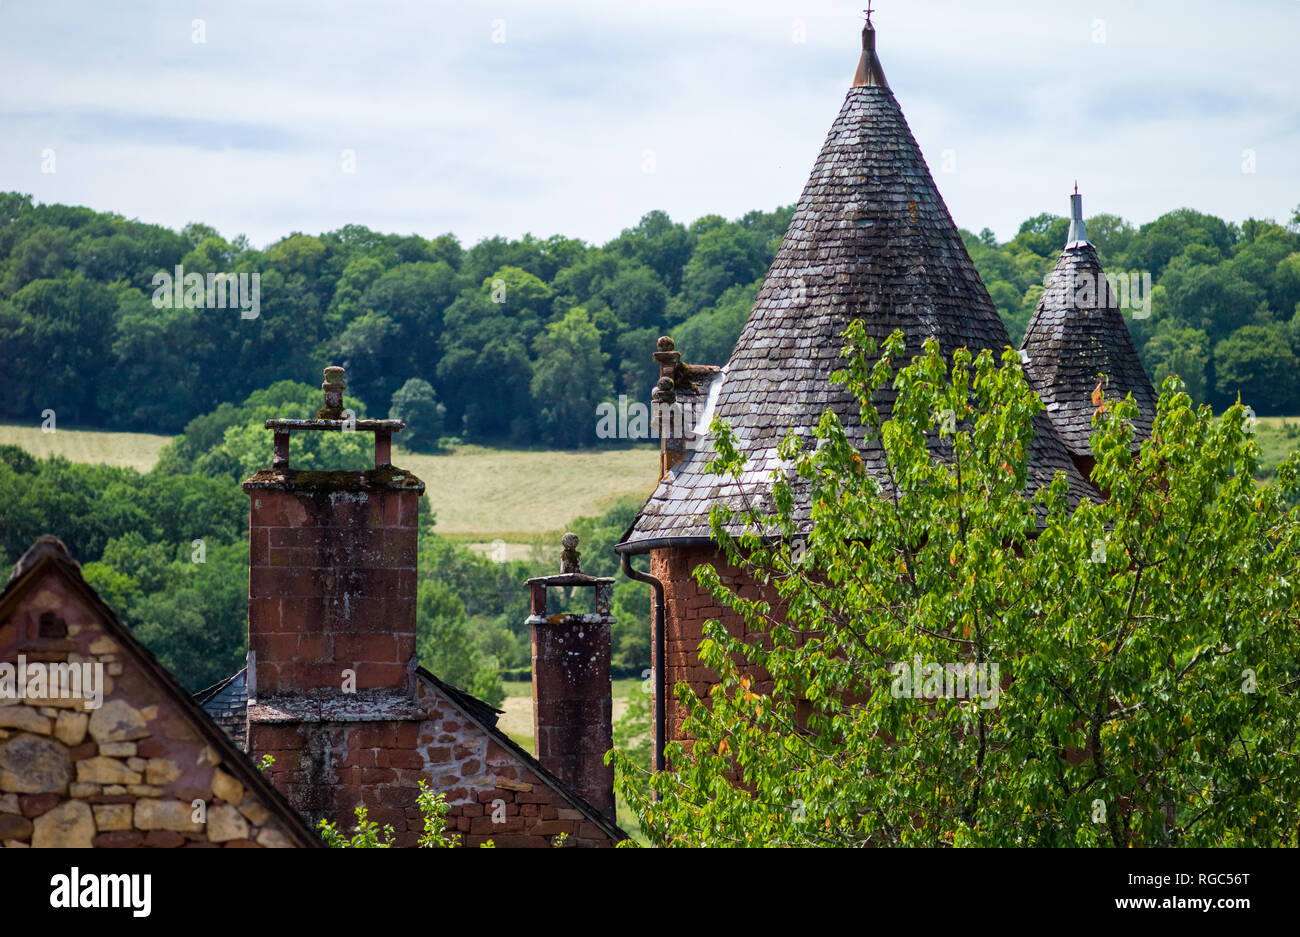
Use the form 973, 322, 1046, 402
1074, 180, 1078, 196
854, 2, 888, 86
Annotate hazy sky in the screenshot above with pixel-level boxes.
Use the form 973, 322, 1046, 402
2, 0, 1295, 249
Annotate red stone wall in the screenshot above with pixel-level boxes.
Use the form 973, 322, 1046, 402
650, 545, 779, 746
253, 675, 618, 847
247, 487, 418, 694
0, 566, 309, 848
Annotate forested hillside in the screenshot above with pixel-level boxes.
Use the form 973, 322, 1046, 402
0, 192, 790, 444
3, 193, 1299, 700
3, 192, 1298, 444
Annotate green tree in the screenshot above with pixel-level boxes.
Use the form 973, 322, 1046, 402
1143, 325, 1210, 405
126, 541, 250, 690
1214, 324, 1300, 415
678, 224, 769, 312
614, 324, 1300, 847
0, 273, 118, 424
157, 380, 371, 479
531, 308, 612, 447
389, 378, 446, 453
611, 210, 694, 295
335, 310, 404, 410
416, 578, 505, 707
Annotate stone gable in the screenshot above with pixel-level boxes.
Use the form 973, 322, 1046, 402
0, 538, 320, 848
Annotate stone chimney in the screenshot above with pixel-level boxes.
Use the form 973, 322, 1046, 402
652, 336, 722, 480
242, 366, 425, 698
526, 534, 614, 820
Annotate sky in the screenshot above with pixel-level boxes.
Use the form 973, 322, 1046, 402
1, 0, 1296, 250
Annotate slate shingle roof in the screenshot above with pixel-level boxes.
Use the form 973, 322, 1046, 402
194, 669, 248, 750
1019, 242, 1157, 457
616, 48, 1095, 553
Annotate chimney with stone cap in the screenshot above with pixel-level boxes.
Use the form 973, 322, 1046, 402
526, 534, 615, 820
243, 366, 425, 699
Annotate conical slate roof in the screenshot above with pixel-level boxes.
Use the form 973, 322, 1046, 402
616, 23, 1094, 553
1019, 201, 1157, 459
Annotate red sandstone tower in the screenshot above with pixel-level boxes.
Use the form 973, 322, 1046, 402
614, 19, 1099, 762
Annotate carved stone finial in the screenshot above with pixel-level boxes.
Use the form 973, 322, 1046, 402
560, 533, 581, 573
656, 335, 675, 352
319, 366, 347, 420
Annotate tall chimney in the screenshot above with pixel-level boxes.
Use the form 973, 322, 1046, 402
526, 534, 615, 820
243, 367, 424, 698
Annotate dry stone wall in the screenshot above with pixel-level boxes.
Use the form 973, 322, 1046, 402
0, 566, 306, 847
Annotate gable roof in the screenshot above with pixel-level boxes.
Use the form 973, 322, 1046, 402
1019, 239, 1157, 457
616, 26, 1094, 553
415, 667, 626, 843
1, 535, 322, 847
198, 664, 626, 843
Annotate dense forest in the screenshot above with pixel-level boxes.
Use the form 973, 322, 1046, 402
3, 192, 1299, 446
2, 192, 1299, 702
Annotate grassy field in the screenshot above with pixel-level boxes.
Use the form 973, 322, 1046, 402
0, 423, 171, 472
1250, 416, 1300, 476
395, 444, 657, 541
5, 416, 1295, 522
0, 424, 658, 540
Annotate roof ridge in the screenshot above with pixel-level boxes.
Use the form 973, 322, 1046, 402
5, 534, 77, 588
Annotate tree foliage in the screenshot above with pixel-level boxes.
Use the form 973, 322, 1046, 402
389, 378, 446, 453
615, 324, 1300, 847
0, 193, 795, 446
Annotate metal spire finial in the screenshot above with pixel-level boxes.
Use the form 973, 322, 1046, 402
1066, 184, 1089, 249
853, 4, 888, 87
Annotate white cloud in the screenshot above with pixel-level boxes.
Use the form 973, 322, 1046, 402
0, 0, 1295, 248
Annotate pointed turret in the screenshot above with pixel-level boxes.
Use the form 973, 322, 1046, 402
1019, 189, 1157, 474
617, 22, 1092, 552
